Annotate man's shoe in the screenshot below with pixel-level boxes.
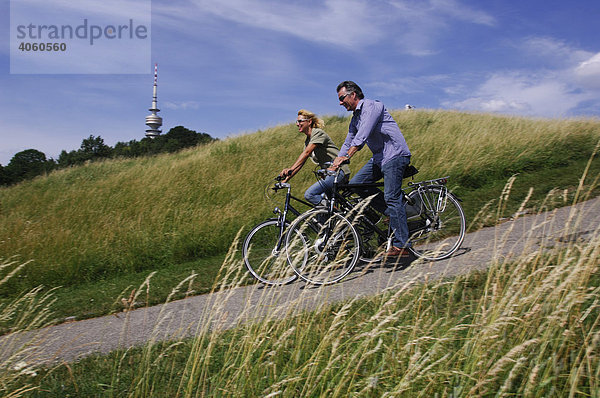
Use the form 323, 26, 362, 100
385, 246, 410, 257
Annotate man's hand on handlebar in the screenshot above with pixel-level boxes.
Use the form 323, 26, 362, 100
333, 146, 358, 169
332, 155, 350, 170
279, 168, 293, 182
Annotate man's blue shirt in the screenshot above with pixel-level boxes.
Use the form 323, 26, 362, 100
339, 99, 411, 166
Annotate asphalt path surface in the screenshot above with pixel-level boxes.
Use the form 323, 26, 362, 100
3, 196, 599, 366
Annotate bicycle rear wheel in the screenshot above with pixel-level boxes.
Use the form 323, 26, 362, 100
407, 186, 466, 260
242, 219, 301, 285
285, 209, 360, 285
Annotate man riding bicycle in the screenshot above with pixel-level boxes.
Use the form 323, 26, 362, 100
332, 81, 412, 257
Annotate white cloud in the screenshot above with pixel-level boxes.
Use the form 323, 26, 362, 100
575, 53, 600, 90
448, 71, 596, 117
388, 0, 495, 26
155, 0, 495, 53
518, 37, 593, 68
444, 39, 600, 117
185, 0, 382, 48
429, 0, 496, 26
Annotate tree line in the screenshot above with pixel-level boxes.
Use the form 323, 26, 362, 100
0, 126, 216, 186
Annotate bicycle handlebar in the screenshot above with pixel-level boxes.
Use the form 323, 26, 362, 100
272, 177, 291, 191
315, 159, 349, 178
316, 168, 338, 177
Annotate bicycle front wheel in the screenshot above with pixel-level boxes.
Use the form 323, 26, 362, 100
285, 210, 361, 285
407, 186, 466, 261
242, 219, 300, 285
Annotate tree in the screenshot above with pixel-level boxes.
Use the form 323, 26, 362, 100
0, 164, 10, 185
58, 149, 78, 167
5, 149, 51, 183
58, 135, 112, 167
111, 127, 216, 159
164, 126, 199, 148
80, 135, 112, 159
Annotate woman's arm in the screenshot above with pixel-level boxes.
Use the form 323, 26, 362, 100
280, 143, 318, 182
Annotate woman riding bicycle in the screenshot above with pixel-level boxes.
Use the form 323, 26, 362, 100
279, 109, 351, 206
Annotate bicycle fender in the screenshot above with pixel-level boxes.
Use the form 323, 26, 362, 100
424, 184, 463, 202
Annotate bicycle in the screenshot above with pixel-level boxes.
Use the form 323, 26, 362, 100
284, 165, 466, 285
242, 176, 315, 285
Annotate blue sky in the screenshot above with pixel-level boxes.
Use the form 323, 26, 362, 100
2, 0, 600, 165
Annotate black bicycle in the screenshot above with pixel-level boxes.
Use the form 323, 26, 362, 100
241, 177, 315, 285
284, 165, 466, 285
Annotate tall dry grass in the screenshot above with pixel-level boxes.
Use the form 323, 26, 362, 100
0, 258, 55, 397
9, 173, 599, 397
120, 177, 600, 397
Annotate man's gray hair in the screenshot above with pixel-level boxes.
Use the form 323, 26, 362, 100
336, 81, 364, 99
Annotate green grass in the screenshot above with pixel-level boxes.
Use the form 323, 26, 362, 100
0, 110, 599, 322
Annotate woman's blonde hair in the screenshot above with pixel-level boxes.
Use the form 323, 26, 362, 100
298, 109, 324, 129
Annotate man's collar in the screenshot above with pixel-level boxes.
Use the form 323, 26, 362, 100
353, 99, 364, 115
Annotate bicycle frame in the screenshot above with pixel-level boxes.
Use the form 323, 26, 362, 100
283, 166, 466, 284
270, 180, 315, 247
315, 168, 457, 252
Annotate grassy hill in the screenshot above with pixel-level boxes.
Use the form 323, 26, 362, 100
2, 110, 600, 397
0, 110, 599, 319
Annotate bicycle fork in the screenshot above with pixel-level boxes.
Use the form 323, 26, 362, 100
270, 183, 293, 256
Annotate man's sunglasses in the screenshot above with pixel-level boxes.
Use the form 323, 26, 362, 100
339, 92, 353, 102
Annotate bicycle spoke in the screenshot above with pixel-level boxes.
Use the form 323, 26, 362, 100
407, 186, 465, 260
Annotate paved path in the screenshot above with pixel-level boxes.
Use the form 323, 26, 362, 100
3, 197, 599, 365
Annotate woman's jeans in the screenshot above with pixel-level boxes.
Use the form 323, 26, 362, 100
348, 156, 411, 248
304, 169, 346, 206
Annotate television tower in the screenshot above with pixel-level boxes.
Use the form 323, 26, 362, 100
145, 63, 163, 138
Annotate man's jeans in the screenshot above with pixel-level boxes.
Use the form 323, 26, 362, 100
349, 156, 411, 248
304, 169, 347, 205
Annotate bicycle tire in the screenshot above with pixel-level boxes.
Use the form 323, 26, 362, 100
242, 219, 302, 285
285, 209, 361, 285
407, 186, 466, 260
